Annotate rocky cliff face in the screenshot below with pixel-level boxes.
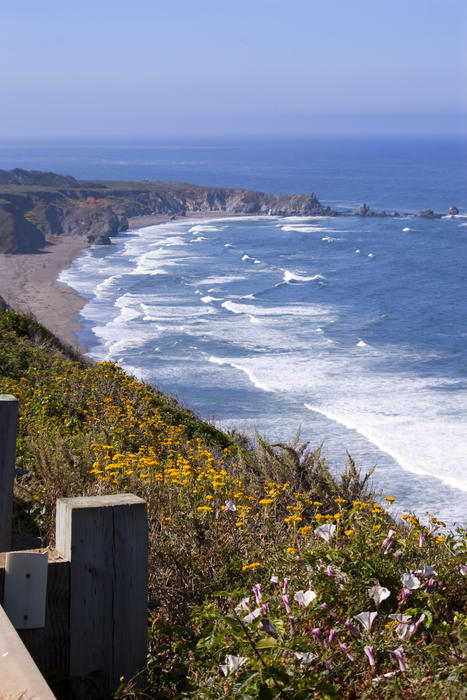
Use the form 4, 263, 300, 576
0, 170, 333, 254
0, 199, 45, 253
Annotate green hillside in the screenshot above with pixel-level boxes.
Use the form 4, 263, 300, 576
0, 309, 465, 699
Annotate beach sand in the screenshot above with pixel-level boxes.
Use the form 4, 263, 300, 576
0, 211, 245, 353
0, 235, 90, 352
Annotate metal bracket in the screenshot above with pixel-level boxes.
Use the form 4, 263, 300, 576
3, 551, 48, 629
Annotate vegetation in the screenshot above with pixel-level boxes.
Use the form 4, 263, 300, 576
1, 309, 466, 699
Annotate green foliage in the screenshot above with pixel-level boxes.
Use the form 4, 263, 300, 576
1, 309, 465, 699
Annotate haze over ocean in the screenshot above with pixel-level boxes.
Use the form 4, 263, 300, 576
3, 135, 462, 524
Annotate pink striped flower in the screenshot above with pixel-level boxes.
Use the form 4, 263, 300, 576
252, 583, 262, 605
364, 645, 376, 666
393, 646, 407, 672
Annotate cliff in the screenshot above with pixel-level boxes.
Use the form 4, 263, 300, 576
0, 169, 457, 254
0, 170, 332, 254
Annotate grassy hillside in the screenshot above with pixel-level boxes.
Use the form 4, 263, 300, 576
0, 309, 465, 699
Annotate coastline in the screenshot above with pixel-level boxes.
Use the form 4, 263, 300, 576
0, 211, 253, 353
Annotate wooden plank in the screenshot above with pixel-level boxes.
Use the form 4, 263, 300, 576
0, 394, 18, 552
0, 550, 70, 681
56, 494, 148, 696
0, 603, 56, 699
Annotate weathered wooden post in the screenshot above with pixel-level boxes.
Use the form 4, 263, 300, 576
0, 394, 18, 552
56, 494, 148, 697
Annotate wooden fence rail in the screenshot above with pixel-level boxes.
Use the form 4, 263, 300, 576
0, 395, 149, 699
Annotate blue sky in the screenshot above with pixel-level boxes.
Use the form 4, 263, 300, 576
2, 0, 466, 137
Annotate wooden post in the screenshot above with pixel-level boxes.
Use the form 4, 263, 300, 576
56, 494, 148, 696
0, 395, 18, 552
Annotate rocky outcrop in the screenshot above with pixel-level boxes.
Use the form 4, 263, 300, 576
0, 199, 45, 253
59, 202, 128, 243
449, 205, 459, 216
417, 209, 442, 219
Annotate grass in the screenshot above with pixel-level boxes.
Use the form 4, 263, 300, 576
1, 309, 466, 699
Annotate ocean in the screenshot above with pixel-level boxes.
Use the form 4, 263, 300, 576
2, 136, 466, 525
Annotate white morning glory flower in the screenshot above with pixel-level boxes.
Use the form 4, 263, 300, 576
314, 523, 336, 543
354, 611, 378, 634
220, 655, 249, 676
243, 607, 262, 624
234, 597, 250, 613
368, 584, 391, 605
401, 572, 421, 590
294, 651, 316, 665
294, 589, 317, 608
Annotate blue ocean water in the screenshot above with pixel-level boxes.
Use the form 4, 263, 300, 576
2, 136, 466, 524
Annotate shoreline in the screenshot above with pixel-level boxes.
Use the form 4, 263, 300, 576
0, 211, 253, 353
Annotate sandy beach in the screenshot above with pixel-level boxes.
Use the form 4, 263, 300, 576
0, 211, 247, 353
0, 235, 90, 352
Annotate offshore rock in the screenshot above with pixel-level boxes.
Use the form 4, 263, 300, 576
356, 203, 375, 217
417, 208, 442, 219
449, 205, 459, 215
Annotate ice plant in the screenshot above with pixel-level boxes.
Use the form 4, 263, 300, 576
368, 583, 391, 605
220, 655, 248, 676
364, 645, 376, 666
393, 646, 407, 672
354, 611, 378, 634
294, 589, 317, 608
314, 523, 336, 543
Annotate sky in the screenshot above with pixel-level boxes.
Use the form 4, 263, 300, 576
1, 0, 466, 137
